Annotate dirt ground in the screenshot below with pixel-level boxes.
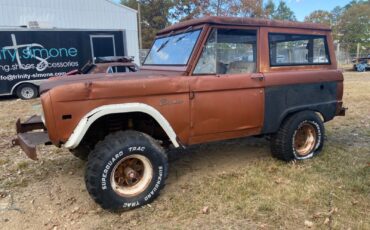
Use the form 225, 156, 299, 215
0, 72, 369, 230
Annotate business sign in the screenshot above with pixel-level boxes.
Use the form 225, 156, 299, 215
0, 30, 125, 95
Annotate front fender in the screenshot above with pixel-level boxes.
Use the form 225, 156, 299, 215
64, 103, 180, 149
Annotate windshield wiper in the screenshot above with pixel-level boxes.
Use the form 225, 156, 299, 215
156, 39, 170, 52
174, 26, 193, 43
156, 26, 194, 52
156, 31, 175, 52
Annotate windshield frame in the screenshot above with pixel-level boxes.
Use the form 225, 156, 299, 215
143, 28, 203, 66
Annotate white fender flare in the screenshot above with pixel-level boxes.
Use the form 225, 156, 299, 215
64, 103, 180, 149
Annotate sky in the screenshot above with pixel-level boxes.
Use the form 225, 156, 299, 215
281, 0, 351, 21
112, 0, 352, 22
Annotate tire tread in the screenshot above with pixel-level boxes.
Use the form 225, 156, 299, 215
85, 130, 167, 210
270, 111, 324, 162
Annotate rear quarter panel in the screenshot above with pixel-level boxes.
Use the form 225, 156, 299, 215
259, 27, 343, 134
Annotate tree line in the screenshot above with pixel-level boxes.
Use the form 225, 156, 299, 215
304, 0, 369, 54
121, 0, 369, 55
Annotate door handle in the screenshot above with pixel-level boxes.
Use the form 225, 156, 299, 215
251, 74, 264, 81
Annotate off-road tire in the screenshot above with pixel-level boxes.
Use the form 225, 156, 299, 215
270, 111, 324, 161
85, 130, 168, 211
16, 84, 38, 100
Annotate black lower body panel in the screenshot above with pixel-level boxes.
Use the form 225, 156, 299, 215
262, 82, 338, 134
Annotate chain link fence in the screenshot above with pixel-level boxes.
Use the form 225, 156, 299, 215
336, 50, 356, 68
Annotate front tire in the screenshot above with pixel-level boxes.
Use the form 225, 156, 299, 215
85, 130, 168, 211
271, 111, 324, 161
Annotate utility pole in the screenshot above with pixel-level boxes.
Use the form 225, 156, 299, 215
138, 2, 143, 50
356, 43, 360, 59
336, 42, 340, 56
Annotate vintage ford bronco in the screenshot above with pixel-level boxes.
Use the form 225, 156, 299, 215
12, 16, 345, 211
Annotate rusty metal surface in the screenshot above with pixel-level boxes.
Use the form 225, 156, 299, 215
39, 69, 186, 95
43, 75, 191, 144
12, 132, 50, 160
16, 115, 45, 133
89, 62, 138, 74
188, 73, 264, 138
263, 69, 343, 87
95, 56, 135, 63
12, 116, 50, 160
158, 16, 331, 35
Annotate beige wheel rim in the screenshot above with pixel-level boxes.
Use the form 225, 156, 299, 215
110, 154, 153, 197
294, 123, 317, 156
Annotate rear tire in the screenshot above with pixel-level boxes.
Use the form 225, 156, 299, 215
85, 130, 168, 211
16, 84, 38, 100
271, 111, 324, 161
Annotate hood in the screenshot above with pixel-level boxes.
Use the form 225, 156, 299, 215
39, 69, 186, 94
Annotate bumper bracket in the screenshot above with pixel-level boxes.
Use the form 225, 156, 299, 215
12, 115, 50, 160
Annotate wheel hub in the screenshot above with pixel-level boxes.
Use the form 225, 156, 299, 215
294, 123, 317, 156
111, 154, 153, 197
21, 87, 34, 99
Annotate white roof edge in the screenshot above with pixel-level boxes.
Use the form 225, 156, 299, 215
104, 0, 137, 13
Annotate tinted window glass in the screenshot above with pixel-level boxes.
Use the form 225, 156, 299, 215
144, 30, 201, 65
194, 29, 257, 75
269, 33, 330, 66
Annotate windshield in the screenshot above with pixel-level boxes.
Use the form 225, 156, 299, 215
144, 29, 201, 65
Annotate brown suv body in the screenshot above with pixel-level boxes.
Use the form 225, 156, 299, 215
12, 16, 345, 210
33, 17, 343, 148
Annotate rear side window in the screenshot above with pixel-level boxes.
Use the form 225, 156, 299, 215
269, 33, 330, 66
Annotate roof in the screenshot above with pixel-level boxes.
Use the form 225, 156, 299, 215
159, 16, 331, 34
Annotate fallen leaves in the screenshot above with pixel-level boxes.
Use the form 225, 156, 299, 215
312, 207, 338, 219
274, 177, 291, 185
202, 206, 210, 214
0, 192, 7, 198
324, 217, 330, 225
71, 206, 80, 214
304, 220, 314, 228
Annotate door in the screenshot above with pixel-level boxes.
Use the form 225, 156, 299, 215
90, 35, 116, 62
189, 28, 264, 142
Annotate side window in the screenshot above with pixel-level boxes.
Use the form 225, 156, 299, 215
194, 29, 257, 75
269, 33, 330, 66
